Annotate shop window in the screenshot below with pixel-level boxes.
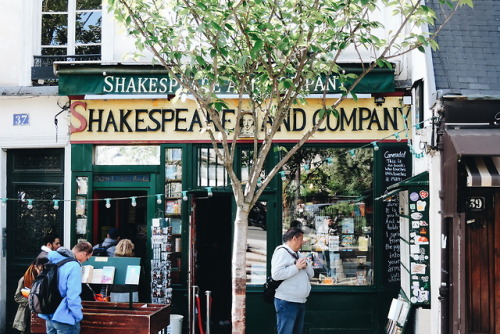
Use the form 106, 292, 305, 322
246, 200, 268, 285
282, 148, 374, 286
40, 0, 102, 56
197, 147, 229, 187
241, 149, 266, 184
75, 176, 88, 241
94, 145, 160, 165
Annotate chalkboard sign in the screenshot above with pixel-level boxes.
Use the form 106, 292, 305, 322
381, 147, 410, 284
384, 198, 401, 283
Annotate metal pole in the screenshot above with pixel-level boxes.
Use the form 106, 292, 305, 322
205, 290, 212, 334
191, 285, 198, 334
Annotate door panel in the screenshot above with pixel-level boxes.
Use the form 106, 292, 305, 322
465, 190, 498, 334
6, 149, 64, 333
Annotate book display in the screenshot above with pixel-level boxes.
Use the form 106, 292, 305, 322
151, 147, 184, 304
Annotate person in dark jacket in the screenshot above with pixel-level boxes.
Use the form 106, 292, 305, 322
93, 228, 121, 257
37, 233, 61, 259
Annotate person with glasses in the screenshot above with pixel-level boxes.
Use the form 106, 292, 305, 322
271, 227, 314, 334
38, 241, 93, 334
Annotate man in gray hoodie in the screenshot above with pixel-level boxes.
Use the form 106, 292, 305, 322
271, 227, 314, 334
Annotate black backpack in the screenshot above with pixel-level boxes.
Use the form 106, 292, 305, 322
262, 247, 299, 303
92, 242, 112, 257
28, 257, 76, 314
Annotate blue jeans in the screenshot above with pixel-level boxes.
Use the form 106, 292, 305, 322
274, 297, 306, 334
46, 319, 80, 334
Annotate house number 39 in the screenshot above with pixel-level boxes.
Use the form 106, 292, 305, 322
467, 197, 485, 211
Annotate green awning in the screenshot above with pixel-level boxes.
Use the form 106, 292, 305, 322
56, 63, 395, 96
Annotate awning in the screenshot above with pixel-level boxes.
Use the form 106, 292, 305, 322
447, 129, 500, 156
55, 63, 395, 96
463, 156, 500, 187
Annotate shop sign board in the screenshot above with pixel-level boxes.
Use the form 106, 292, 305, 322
69, 97, 411, 143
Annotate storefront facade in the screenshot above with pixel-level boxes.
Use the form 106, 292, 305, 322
59, 62, 414, 333
436, 97, 500, 334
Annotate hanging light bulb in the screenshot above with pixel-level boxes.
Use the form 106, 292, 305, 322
279, 171, 287, 181
105, 198, 111, 209
131, 197, 137, 207
326, 157, 333, 165
206, 187, 213, 197
303, 164, 310, 171
53, 200, 60, 210
349, 149, 356, 157
371, 141, 380, 151
27, 199, 34, 210
156, 194, 163, 204
1, 198, 7, 207
257, 177, 262, 187
79, 198, 85, 207
394, 133, 401, 142
182, 191, 188, 201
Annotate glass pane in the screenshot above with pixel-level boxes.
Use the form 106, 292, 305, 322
42, 47, 67, 56
77, 0, 102, 10
42, 0, 68, 12
198, 148, 228, 187
282, 148, 374, 286
76, 177, 88, 195
76, 11, 101, 44
246, 201, 267, 285
94, 146, 160, 165
42, 14, 67, 46
75, 45, 101, 55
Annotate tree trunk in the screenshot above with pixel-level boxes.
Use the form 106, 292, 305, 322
231, 205, 250, 333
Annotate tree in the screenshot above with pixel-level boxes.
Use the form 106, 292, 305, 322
107, 0, 473, 332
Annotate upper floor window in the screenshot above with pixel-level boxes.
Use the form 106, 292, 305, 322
41, 0, 102, 56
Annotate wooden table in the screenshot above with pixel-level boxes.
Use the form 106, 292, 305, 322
31, 301, 170, 334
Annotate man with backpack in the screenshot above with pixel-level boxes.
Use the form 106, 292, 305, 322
37, 241, 93, 334
92, 227, 121, 257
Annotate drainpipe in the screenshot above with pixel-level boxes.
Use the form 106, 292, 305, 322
433, 94, 450, 334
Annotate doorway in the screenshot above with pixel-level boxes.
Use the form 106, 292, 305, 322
93, 189, 149, 301
191, 193, 233, 334
465, 190, 500, 333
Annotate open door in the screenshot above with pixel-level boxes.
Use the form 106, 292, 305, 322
92, 189, 149, 301
189, 193, 233, 334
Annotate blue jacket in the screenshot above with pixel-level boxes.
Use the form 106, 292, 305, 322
39, 248, 83, 324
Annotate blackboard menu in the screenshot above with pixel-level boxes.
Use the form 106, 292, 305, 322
381, 147, 410, 284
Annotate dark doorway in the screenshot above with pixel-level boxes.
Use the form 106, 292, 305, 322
5, 149, 64, 334
465, 190, 500, 334
92, 189, 149, 301
193, 193, 233, 334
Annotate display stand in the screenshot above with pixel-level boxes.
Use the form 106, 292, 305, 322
84, 256, 141, 309
386, 292, 412, 334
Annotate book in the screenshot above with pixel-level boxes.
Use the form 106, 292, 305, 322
85, 266, 116, 284
81, 265, 94, 284
101, 266, 115, 284
90, 269, 103, 284
125, 265, 141, 285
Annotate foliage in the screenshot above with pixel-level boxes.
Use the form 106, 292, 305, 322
107, 0, 473, 332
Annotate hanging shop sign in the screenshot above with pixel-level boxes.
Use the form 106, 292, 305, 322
57, 65, 394, 96
69, 97, 411, 143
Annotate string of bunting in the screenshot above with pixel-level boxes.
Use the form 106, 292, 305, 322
0, 116, 433, 209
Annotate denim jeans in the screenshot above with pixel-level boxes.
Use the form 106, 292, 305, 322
46, 319, 80, 334
274, 297, 306, 334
